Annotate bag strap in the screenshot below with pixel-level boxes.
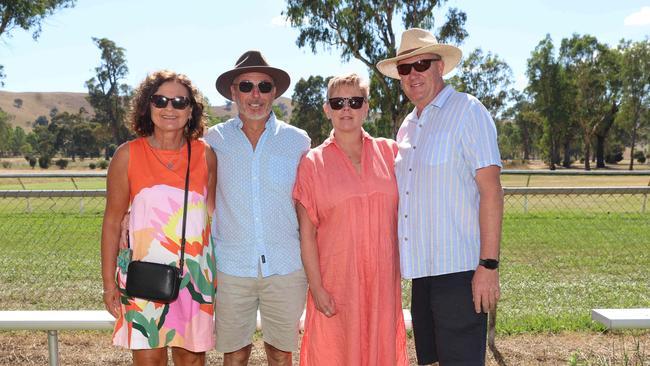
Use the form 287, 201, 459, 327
178, 138, 191, 274
125, 138, 191, 272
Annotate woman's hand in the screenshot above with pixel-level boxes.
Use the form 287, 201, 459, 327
310, 285, 336, 317
103, 286, 121, 318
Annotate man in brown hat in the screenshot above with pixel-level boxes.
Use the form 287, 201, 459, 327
205, 50, 310, 366
377, 28, 504, 365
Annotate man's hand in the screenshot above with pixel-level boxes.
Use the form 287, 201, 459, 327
471, 266, 500, 313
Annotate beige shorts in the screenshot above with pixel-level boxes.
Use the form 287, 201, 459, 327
214, 269, 307, 353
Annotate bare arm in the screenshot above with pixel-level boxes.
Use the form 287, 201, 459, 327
100, 143, 130, 318
471, 165, 504, 313
205, 144, 217, 216
296, 203, 336, 317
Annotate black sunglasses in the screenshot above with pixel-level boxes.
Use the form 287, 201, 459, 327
237, 80, 274, 94
328, 97, 366, 110
396, 58, 441, 76
150, 95, 191, 109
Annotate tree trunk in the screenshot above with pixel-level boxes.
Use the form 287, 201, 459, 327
595, 135, 605, 168
562, 140, 572, 168
584, 133, 591, 171
628, 123, 637, 170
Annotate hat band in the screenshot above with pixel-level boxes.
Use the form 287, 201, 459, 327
397, 47, 421, 56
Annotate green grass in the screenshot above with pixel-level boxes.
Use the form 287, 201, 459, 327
0, 175, 649, 336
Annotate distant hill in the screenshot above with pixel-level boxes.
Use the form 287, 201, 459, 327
0, 91, 94, 130
0, 91, 294, 129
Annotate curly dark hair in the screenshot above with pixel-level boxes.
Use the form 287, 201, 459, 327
129, 70, 206, 139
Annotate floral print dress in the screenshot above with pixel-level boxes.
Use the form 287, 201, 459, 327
112, 137, 216, 352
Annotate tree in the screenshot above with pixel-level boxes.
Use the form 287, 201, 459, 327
13, 98, 23, 109
85, 37, 131, 146
272, 104, 286, 120
284, 1, 468, 137
290, 76, 330, 146
0, 0, 76, 85
560, 34, 616, 170
10, 126, 27, 156
0, 108, 11, 156
525, 35, 572, 169
619, 39, 650, 170
33, 115, 48, 127
505, 92, 542, 161
448, 48, 513, 121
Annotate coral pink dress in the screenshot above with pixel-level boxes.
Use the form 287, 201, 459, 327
112, 137, 215, 351
293, 130, 408, 366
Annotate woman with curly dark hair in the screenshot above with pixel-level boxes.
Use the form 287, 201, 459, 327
101, 70, 216, 365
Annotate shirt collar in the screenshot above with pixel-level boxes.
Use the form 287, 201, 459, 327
321, 128, 372, 148
233, 111, 278, 129
410, 84, 455, 122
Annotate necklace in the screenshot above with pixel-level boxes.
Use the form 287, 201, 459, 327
147, 137, 184, 170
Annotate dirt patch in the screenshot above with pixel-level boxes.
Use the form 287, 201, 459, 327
1, 331, 648, 365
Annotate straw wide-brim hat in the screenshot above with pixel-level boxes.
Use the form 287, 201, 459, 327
377, 28, 462, 79
216, 50, 290, 100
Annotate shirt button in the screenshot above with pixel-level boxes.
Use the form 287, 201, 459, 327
406, 191, 409, 195
412, 146, 416, 149
409, 168, 412, 172
419, 124, 423, 127
404, 214, 408, 218
404, 237, 408, 241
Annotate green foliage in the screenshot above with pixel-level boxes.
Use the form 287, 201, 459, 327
0, 0, 76, 40
634, 150, 647, 163
448, 48, 513, 121
54, 158, 68, 169
1, 160, 11, 168
272, 104, 286, 120
619, 39, 650, 170
98, 159, 109, 169
85, 37, 131, 146
559, 34, 617, 170
33, 115, 48, 127
13, 98, 23, 109
290, 75, 330, 146
28, 156, 36, 168
0, 108, 11, 156
284, 0, 468, 137
526, 35, 573, 169
0, 0, 75, 87
88, 162, 96, 169
37, 155, 50, 169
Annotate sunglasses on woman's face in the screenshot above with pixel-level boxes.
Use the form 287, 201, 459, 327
328, 97, 366, 110
237, 80, 274, 94
396, 58, 441, 76
150, 95, 191, 109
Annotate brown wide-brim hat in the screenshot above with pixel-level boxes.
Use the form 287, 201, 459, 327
216, 50, 290, 101
376, 28, 462, 79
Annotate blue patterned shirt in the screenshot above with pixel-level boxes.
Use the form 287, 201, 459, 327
395, 85, 502, 279
205, 113, 310, 278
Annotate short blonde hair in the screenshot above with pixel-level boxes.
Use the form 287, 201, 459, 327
327, 73, 369, 99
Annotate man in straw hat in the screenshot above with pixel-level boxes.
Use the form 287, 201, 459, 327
377, 28, 504, 365
205, 50, 310, 366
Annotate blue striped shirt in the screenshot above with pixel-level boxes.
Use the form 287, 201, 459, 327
205, 113, 310, 278
395, 85, 502, 279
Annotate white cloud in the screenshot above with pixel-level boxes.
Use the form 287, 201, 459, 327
624, 6, 650, 26
271, 15, 291, 27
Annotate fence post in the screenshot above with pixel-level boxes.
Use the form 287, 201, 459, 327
47, 330, 59, 366
524, 174, 531, 214
18, 178, 32, 213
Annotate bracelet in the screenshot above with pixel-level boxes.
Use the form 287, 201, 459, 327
102, 288, 118, 294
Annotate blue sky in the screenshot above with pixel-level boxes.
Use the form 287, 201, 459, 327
1, 0, 649, 106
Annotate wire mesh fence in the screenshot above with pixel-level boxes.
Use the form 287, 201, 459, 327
0, 172, 649, 332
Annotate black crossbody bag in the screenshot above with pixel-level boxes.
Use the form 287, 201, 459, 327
125, 139, 191, 303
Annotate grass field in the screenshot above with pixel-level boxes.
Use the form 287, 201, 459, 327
0, 174, 649, 337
